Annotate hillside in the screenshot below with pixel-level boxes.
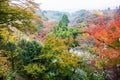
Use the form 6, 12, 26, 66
0, 0, 120, 80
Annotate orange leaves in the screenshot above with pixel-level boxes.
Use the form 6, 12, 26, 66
87, 17, 120, 45
102, 48, 120, 66
86, 17, 120, 67
101, 48, 119, 59
36, 20, 58, 43
105, 20, 120, 44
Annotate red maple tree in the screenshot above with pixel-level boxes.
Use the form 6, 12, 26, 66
86, 16, 120, 65
86, 16, 120, 79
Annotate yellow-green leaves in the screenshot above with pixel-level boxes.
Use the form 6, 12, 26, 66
24, 63, 46, 78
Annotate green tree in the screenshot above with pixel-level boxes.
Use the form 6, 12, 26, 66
53, 14, 79, 39
18, 39, 42, 65
59, 14, 70, 27
53, 25, 79, 39
16, 39, 42, 78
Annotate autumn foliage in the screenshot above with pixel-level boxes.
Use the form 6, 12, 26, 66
86, 16, 120, 67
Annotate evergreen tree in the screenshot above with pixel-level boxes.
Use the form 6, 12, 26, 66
59, 14, 70, 27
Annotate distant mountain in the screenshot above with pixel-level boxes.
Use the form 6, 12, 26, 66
36, 10, 70, 21
36, 8, 116, 27
36, 9, 90, 21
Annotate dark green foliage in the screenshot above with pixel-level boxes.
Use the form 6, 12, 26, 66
0, 35, 2, 40
69, 28, 79, 38
6, 42, 16, 52
18, 39, 42, 65
5, 42, 17, 70
16, 39, 43, 79
0, 35, 5, 50
59, 14, 70, 27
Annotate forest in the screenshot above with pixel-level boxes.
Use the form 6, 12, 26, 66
0, 0, 120, 80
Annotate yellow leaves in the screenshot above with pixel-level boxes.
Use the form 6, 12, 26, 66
44, 34, 70, 52
24, 63, 46, 77
56, 52, 79, 68
0, 25, 18, 42
0, 51, 10, 77
93, 10, 103, 16
81, 33, 89, 37
0, 25, 10, 35
53, 45, 68, 51
43, 33, 80, 69
0, 56, 8, 62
